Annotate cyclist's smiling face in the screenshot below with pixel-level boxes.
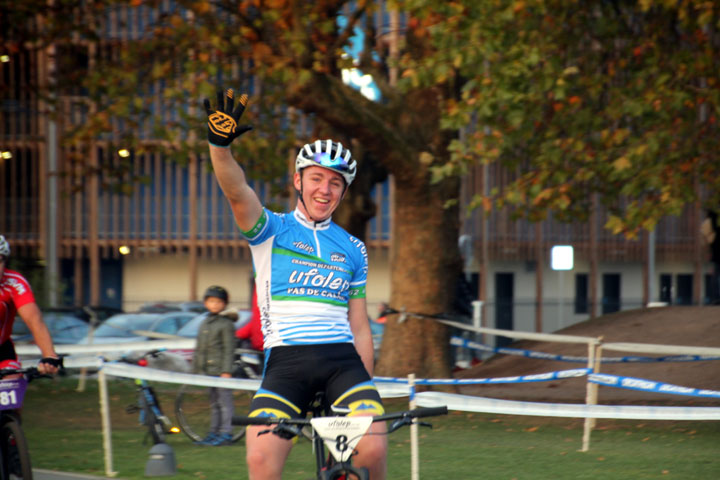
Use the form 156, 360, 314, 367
295, 166, 346, 222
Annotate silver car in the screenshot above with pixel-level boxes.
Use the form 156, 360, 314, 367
78, 311, 197, 344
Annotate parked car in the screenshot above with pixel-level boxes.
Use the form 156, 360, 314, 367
78, 311, 197, 344
139, 301, 207, 314
175, 310, 252, 339
84, 305, 125, 323
25, 306, 123, 326
12, 313, 90, 345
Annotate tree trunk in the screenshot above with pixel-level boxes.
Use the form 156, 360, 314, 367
375, 175, 460, 378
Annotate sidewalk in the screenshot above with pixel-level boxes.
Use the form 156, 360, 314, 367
34, 470, 124, 480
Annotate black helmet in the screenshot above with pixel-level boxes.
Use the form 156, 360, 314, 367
203, 285, 229, 302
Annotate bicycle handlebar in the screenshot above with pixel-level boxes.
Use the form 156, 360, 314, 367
0, 367, 48, 381
374, 406, 448, 422
232, 406, 448, 427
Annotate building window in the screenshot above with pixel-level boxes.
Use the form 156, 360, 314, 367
704, 274, 713, 305
676, 274, 693, 305
659, 274, 672, 303
574, 273, 588, 314
602, 273, 621, 314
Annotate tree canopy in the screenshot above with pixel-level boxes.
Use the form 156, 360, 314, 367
414, 0, 720, 237
4, 0, 719, 376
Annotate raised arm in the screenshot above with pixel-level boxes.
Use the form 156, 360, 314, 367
205, 89, 263, 232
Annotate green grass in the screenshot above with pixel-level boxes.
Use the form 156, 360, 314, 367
21, 377, 720, 479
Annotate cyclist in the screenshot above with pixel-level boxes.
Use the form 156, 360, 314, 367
204, 89, 387, 479
0, 235, 61, 374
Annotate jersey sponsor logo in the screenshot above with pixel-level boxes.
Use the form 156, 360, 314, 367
3, 278, 26, 296
288, 268, 349, 290
347, 236, 368, 275
330, 252, 346, 263
348, 236, 367, 256
293, 241, 315, 254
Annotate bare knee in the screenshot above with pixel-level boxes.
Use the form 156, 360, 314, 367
245, 428, 290, 480
355, 434, 387, 480
246, 448, 280, 479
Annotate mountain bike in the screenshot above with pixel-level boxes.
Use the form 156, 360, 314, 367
174, 346, 262, 443
233, 393, 448, 480
121, 351, 180, 445
0, 366, 57, 480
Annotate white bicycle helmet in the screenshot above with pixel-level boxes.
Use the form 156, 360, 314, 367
0, 235, 9, 258
295, 139, 357, 186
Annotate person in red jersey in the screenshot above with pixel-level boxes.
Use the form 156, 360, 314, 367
0, 235, 61, 374
235, 289, 264, 352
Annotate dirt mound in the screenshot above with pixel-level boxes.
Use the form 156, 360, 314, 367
455, 306, 720, 405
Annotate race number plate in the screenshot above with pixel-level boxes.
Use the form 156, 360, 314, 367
0, 378, 27, 411
311, 416, 373, 463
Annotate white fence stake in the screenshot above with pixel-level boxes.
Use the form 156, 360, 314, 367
409, 373, 419, 480
98, 369, 118, 478
581, 338, 603, 452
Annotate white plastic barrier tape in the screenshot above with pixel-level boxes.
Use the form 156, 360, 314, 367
99, 362, 411, 399
415, 391, 720, 420
15, 339, 196, 356
102, 362, 261, 390
439, 319, 597, 344
589, 373, 720, 398
59, 355, 105, 369
602, 342, 720, 356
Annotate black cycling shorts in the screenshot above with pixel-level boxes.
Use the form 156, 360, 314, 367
0, 340, 20, 369
248, 343, 384, 419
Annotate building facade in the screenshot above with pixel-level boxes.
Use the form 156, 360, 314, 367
1, 2, 713, 340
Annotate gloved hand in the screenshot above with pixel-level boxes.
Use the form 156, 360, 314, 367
204, 88, 253, 147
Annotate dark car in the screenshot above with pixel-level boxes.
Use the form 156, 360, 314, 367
139, 301, 207, 314
30, 306, 123, 325
12, 313, 90, 345
78, 311, 197, 344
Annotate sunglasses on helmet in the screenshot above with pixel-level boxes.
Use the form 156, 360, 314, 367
313, 152, 349, 170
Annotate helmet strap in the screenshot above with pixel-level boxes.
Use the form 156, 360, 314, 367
296, 174, 319, 223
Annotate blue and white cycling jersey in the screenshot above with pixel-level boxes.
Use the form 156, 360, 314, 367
242, 207, 368, 349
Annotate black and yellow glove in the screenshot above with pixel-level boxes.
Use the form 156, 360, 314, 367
203, 88, 253, 147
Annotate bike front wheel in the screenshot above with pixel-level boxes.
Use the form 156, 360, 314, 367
174, 385, 247, 443
0, 418, 32, 480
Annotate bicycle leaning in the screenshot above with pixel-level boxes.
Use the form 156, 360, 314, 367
232, 394, 448, 480
121, 350, 180, 445
0, 366, 60, 480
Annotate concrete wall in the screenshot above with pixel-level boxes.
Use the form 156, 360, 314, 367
120, 249, 707, 334
121, 250, 393, 318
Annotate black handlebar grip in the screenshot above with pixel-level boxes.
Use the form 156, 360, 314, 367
410, 406, 449, 418
232, 416, 274, 426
